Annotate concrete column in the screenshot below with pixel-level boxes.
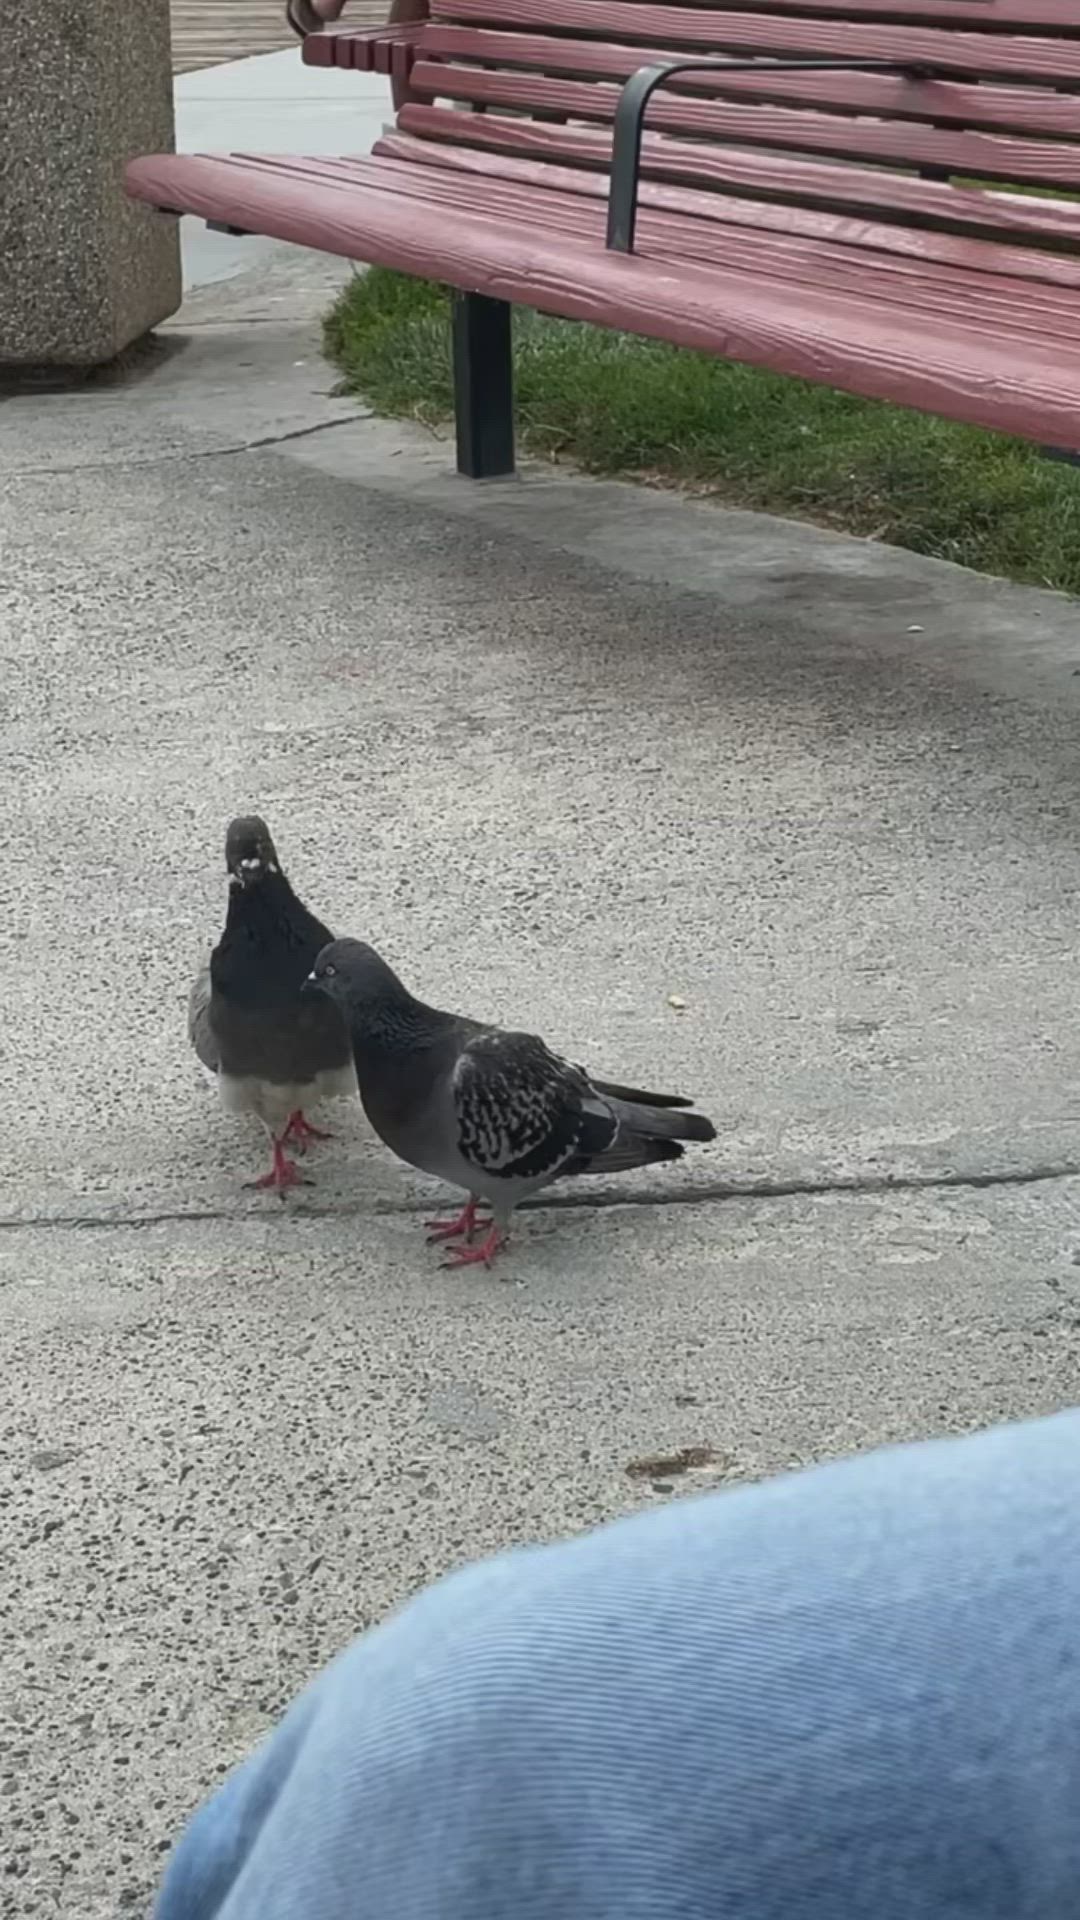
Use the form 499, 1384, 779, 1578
0, 0, 181, 376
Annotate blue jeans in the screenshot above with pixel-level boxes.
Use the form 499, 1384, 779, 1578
157, 1409, 1080, 1918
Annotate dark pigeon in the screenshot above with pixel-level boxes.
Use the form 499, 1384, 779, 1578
304, 937, 715, 1267
190, 816, 356, 1192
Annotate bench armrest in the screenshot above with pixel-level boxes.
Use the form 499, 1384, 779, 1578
606, 57, 938, 254
286, 0, 336, 35
286, 0, 428, 29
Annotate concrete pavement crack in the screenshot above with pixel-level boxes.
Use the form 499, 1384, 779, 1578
2, 1156, 1080, 1235
5, 412, 362, 478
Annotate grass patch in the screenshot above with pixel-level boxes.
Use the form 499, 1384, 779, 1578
325, 267, 1080, 594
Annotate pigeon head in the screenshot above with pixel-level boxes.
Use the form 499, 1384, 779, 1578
305, 938, 410, 1009
303, 940, 431, 1052
225, 815, 280, 890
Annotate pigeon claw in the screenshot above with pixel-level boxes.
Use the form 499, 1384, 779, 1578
426, 1195, 489, 1245
245, 1137, 311, 1195
282, 1109, 334, 1155
441, 1223, 506, 1271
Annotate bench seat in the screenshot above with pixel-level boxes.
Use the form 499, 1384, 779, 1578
128, 0, 1080, 474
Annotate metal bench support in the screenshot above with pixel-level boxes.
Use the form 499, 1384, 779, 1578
452, 292, 515, 479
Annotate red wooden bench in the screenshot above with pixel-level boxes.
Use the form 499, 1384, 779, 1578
128, 1, 1080, 479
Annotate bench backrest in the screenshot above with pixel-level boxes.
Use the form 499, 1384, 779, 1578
331, 1, 1080, 270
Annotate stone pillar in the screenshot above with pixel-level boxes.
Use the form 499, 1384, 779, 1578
0, 0, 181, 375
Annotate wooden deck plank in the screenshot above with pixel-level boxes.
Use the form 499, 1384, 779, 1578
170, 0, 388, 74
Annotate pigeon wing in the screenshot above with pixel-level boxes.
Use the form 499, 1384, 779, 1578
188, 961, 220, 1076
452, 1030, 618, 1187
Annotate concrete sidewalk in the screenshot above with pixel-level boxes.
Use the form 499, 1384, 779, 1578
175, 48, 390, 288
5, 224, 1080, 1913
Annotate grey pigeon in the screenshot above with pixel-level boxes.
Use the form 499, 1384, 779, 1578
190, 816, 357, 1192
303, 937, 716, 1268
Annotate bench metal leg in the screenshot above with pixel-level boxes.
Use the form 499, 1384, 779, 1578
452, 292, 514, 480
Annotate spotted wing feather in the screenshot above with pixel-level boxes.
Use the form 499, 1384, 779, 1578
452, 1031, 618, 1188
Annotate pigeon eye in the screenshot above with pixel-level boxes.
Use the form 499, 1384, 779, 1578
322, 963, 336, 978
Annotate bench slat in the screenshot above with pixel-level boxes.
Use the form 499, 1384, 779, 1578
375, 124, 1080, 289
429, 0, 1080, 86
301, 24, 391, 67
124, 151, 1080, 449
171, 146, 1080, 316
301, 141, 1080, 334
592, 0, 1080, 25
299, 30, 339, 64
411, 57, 1080, 188
398, 100, 1080, 250
317, 0, 1080, 31
419, 25, 1080, 139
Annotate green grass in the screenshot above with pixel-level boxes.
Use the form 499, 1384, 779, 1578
325, 267, 1080, 594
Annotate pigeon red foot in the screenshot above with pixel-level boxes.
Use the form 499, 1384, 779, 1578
282, 1109, 334, 1154
442, 1224, 507, 1270
426, 1195, 489, 1245
247, 1134, 310, 1194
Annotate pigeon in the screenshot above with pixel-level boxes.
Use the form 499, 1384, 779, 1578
190, 816, 357, 1192
303, 937, 716, 1268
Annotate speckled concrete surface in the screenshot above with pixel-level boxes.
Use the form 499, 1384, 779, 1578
1, 0, 180, 371
4, 259, 1080, 1915
5, 1191, 1080, 1916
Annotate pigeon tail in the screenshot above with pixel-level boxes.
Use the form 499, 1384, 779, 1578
607, 1097, 717, 1145
592, 1077, 695, 1111
565, 1136, 685, 1179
